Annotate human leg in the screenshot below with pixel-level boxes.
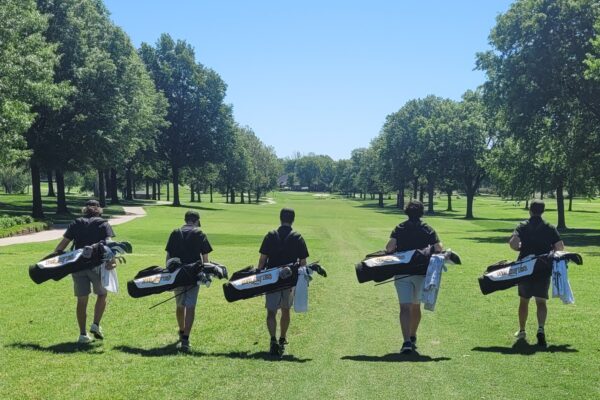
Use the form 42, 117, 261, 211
183, 306, 196, 336
518, 296, 530, 331
280, 307, 291, 339
76, 296, 89, 335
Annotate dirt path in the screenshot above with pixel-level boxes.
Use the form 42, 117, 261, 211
0, 206, 146, 247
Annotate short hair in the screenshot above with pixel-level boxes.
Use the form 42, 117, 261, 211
530, 199, 545, 215
184, 210, 200, 223
82, 199, 102, 217
280, 208, 295, 224
405, 200, 424, 219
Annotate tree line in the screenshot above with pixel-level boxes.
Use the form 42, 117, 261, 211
0, 0, 281, 217
283, 0, 600, 230
3, 0, 600, 230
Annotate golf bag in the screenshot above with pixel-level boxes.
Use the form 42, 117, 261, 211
355, 249, 423, 283
478, 252, 583, 295
127, 260, 227, 298
222, 262, 326, 303
28, 241, 132, 284
355, 248, 462, 284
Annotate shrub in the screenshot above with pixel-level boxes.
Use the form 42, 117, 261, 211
0, 215, 34, 229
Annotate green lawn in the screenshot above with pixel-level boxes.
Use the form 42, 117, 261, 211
0, 192, 599, 399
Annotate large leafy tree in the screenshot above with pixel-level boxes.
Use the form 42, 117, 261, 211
30, 0, 120, 215
140, 34, 231, 206
0, 0, 63, 165
477, 0, 600, 229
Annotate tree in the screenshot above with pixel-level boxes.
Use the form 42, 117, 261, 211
448, 90, 491, 219
0, 0, 63, 166
477, 0, 600, 229
140, 34, 231, 206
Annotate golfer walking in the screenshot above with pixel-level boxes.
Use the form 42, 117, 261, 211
257, 208, 309, 357
54, 200, 116, 343
385, 200, 443, 354
509, 199, 564, 347
164, 210, 213, 352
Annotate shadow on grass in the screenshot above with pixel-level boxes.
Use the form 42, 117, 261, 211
7, 342, 104, 354
559, 229, 600, 248
114, 344, 181, 357
208, 350, 312, 363
114, 346, 311, 363
471, 339, 578, 355
170, 203, 224, 212
0, 194, 126, 224
341, 353, 451, 363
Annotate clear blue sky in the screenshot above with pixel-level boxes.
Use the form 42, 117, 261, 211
104, 0, 513, 160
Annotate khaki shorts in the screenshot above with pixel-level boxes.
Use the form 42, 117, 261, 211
394, 275, 424, 304
265, 288, 294, 311
175, 285, 200, 307
72, 266, 107, 297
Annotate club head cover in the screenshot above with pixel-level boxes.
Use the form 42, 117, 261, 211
445, 251, 462, 265
309, 263, 327, 277
279, 266, 293, 280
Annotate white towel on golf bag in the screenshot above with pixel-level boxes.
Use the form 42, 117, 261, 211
552, 258, 574, 304
421, 255, 446, 311
294, 266, 313, 313
101, 263, 119, 293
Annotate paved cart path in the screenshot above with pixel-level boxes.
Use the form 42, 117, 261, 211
0, 206, 146, 247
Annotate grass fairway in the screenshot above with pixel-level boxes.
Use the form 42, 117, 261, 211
1, 192, 599, 399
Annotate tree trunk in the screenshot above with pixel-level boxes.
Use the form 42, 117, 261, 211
190, 183, 195, 202
230, 188, 236, 204
157, 181, 161, 201
98, 169, 106, 207
132, 173, 136, 199
427, 180, 435, 214
172, 165, 181, 206
540, 183, 544, 200
104, 169, 111, 199
419, 186, 424, 203
556, 182, 566, 230
47, 170, 55, 197
125, 167, 133, 200
31, 162, 44, 218
525, 199, 529, 210
568, 189, 573, 212
413, 177, 418, 199
55, 169, 68, 214
247, 190, 251, 204
225, 186, 229, 203
167, 182, 170, 202
465, 191, 474, 219
378, 192, 384, 208
198, 190, 202, 203
151, 181, 157, 200
397, 185, 405, 209
110, 168, 119, 204
210, 184, 213, 203
256, 189, 260, 203
241, 190, 245, 204
145, 179, 150, 200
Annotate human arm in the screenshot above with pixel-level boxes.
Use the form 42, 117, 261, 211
54, 237, 72, 253
202, 253, 209, 264
553, 240, 565, 251
257, 253, 268, 270
509, 234, 521, 251
385, 238, 397, 254
432, 242, 443, 253
299, 258, 307, 267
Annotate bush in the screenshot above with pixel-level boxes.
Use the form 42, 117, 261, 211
0, 166, 29, 194
0, 215, 34, 229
